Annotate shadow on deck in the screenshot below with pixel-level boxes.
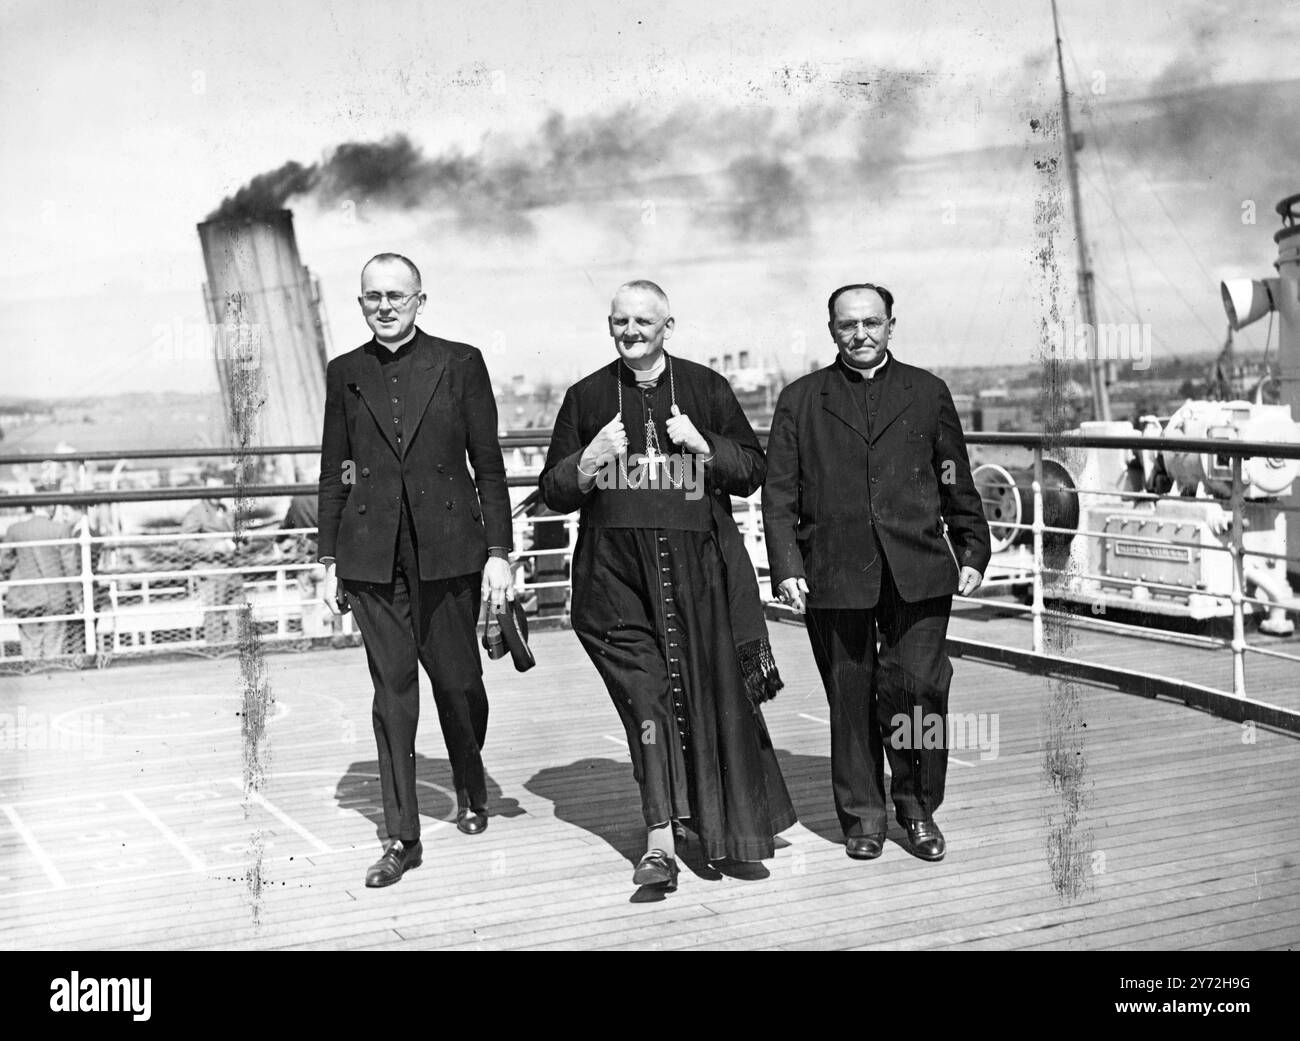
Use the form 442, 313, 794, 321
0, 618, 1297, 950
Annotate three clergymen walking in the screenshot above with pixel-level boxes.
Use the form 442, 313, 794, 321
317, 260, 989, 890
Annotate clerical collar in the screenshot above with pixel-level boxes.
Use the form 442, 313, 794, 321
621, 352, 666, 385
375, 326, 419, 353
838, 351, 890, 381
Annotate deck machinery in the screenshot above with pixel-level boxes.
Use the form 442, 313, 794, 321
974, 194, 1300, 633
976, 405, 1300, 632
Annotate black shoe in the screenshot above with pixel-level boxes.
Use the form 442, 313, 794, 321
364, 839, 423, 887
897, 815, 946, 861
456, 807, 488, 835
632, 849, 679, 891
846, 833, 886, 860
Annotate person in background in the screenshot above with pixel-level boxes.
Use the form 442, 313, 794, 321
0, 484, 80, 660
279, 481, 337, 639
57, 501, 104, 660
181, 472, 242, 645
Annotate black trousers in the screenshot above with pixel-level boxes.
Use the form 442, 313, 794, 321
805, 558, 953, 837
343, 502, 487, 842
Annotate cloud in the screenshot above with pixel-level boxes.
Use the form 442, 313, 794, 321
1098, 78, 1300, 218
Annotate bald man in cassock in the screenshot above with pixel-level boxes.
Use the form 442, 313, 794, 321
540, 279, 795, 893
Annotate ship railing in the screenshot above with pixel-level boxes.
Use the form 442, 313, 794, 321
2, 433, 1298, 733
949, 431, 1300, 734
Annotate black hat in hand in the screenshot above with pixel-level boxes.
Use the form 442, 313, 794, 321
481, 599, 535, 672
496, 600, 535, 672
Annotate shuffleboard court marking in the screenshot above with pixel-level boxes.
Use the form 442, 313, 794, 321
2, 771, 290, 810
276, 769, 459, 836
269, 769, 458, 802
0, 848, 337, 902
0, 804, 66, 890
223, 779, 334, 855
122, 791, 207, 871
0, 769, 468, 901
51, 694, 292, 742
0, 766, 499, 905
0, 733, 368, 787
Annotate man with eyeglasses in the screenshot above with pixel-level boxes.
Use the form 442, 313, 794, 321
762, 283, 990, 864
317, 252, 514, 887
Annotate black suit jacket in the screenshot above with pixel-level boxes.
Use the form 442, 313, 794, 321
762, 354, 990, 608
317, 329, 511, 583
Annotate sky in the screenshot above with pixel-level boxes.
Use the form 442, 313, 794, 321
1, 0, 1297, 403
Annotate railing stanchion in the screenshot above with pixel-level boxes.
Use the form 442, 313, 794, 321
110, 580, 122, 653
275, 566, 288, 638
1031, 444, 1045, 654
78, 517, 95, 657
565, 516, 579, 621
515, 542, 529, 600
1230, 457, 1247, 699
744, 492, 761, 551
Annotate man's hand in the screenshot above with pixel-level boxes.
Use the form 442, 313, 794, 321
580, 413, 627, 472
777, 576, 809, 614
482, 556, 515, 612
322, 561, 346, 616
957, 566, 983, 597
667, 405, 711, 455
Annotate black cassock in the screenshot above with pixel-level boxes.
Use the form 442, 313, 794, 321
540, 355, 796, 862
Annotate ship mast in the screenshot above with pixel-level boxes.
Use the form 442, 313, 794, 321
1052, 0, 1111, 421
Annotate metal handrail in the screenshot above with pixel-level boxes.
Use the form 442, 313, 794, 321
8, 428, 1300, 461
3, 432, 1299, 734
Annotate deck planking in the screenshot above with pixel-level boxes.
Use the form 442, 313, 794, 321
0, 616, 1296, 950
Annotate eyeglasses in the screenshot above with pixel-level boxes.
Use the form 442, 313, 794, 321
360, 291, 422, 308
835, 318, 891, 334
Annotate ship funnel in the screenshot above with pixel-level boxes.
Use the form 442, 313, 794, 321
196, 209, 329, 481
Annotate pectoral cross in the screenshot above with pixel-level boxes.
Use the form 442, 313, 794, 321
644, 418, 666, 469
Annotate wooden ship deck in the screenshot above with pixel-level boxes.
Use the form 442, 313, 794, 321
1, 614, 1297, 951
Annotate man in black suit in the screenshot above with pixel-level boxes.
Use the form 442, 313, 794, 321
762, 283, 990, 862
317, 253, 514, 888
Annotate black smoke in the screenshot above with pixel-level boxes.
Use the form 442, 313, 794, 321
207, 160, 317, 222
206, 80, 925, 238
